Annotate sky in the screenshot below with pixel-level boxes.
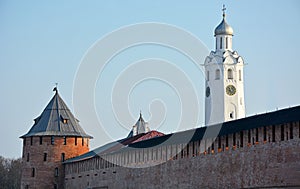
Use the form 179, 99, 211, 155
0, 0, 299, 158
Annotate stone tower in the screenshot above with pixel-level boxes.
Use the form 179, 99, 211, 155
204, 6, 245, 126
20, 88, 92, 189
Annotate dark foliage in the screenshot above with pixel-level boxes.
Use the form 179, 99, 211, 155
0, 156, 22, 189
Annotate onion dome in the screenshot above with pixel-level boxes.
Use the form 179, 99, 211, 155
214, 5, 234, 36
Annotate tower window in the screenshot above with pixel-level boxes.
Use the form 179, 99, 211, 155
220, 37, 223, 49
225, 37, 228, 49
63, 136, 67, 145
51, 136, 55, 145
25, 185, 29, 189
75, 137, 77, 146
30, 137, 33, 146
228, 69, 233, 79
207, 71, 209, 81
82, 137, 84, 146
229, 112, 233, 119
215, 69, 220, 80
55, 168, 59, 177
39, 136, 43, 145
44, 153, 47, 161
54, 184, 58, 189
61, 153, 65, 162
31, 168, 35, 177
27, 153, 30, 162
239, 70, 242, 81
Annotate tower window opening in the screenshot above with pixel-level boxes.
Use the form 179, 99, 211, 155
39, 136, 43, 145
75, 137, 77, 146
220, 37, 223, 49
63, 136, 67, 145
31, 168, 35, 177
239, 70, 242, 81
207, 71, 209, 81
30, 137, 33, 146
82, 137, 84, 146
61, 153, 65, 162
27, 153, 29, 162
55, 167, 59, 177
54, 184, 58, 189
281, 125, 284, 141
25, 185, 29, 189
215, 69, 220, 80
51, 136, 55, 145
44, 153, 47, 161
225, 37, 228, 49
228, 69, 233, 79
229, 112, 233, 119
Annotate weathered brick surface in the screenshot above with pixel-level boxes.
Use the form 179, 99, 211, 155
21, 136, 89, 189
65, 139, 300, 189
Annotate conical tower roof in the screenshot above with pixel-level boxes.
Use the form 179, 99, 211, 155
21, 88, 92, 138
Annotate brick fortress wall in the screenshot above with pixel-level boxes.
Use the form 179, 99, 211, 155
65, 121, 300, 189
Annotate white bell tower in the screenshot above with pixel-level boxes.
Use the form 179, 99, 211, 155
204, 5, 245, 126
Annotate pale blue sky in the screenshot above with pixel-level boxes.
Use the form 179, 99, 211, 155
1, 1, 299, 158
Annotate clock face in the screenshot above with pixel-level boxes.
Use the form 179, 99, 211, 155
206, 86, 210, 97
226, 85, 236, 96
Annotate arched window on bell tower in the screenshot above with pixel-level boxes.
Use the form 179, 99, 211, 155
215, 69, 220, 80
228, 69, 233, 79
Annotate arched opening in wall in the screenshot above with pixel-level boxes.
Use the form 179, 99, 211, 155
240, 131, 243, 147
51, 136, 54, 145
220, 37, 223, 49
82, 137, 84, 146
228, 69, 233, 79
225, 37, 228, 49
75, 137, 77, 146
39, 136, 42, 145
30, 137, 33, 146
281, 125, 284, 141
290, 123, 293, 139
248, 130, 251, 146
239, 70, 242, 81
215, 69, 220, 80
61, 153, 65, 162
44, 153, 47, 161
272, 125, 276, 142
55, 167, 59, 177
225, 135, 229, 150
233, 133, 236, 149
63, 136, 67, 145
31, 168, 35, 177
218, 136, 222, 152
255, 128, 259, 144
207, 71, 209, 81
263, 127, 267, 142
